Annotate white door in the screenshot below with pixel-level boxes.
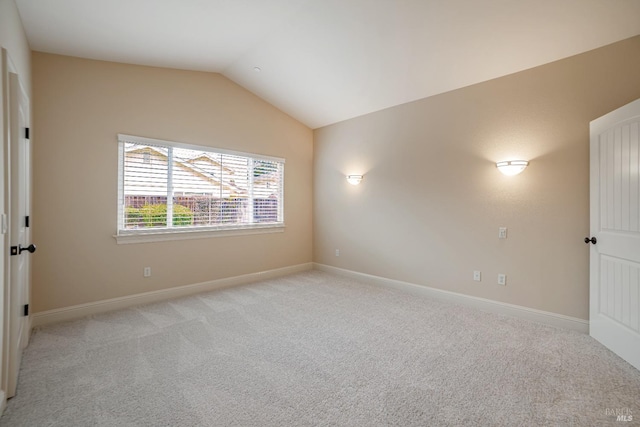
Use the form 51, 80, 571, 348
2, 64, 32, 397
589, 98, 640, 371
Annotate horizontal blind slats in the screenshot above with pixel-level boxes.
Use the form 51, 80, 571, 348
118, 137, 284, 232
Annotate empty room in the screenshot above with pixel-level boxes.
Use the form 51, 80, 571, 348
1, 0, 640, 425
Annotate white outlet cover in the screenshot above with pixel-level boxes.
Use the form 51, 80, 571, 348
473, 271, 481, 281
498, 227, 508, 239
498, 274, 506, 285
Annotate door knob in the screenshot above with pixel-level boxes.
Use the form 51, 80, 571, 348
18, 244, 36, 254
584, 237, 597, 245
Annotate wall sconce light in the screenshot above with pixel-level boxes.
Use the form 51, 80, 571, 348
346, 174, 363, 185
496, 160, 529, 176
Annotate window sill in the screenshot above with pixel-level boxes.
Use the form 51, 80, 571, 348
114, 224, 285, 245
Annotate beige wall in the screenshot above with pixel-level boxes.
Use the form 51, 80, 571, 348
314, 36, 640, 320
32, 53, 313, 313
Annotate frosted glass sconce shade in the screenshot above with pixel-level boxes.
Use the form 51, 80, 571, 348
496, 160, 529, 176
346, 174, 363, 185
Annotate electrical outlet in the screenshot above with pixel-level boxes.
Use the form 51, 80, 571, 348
144, 267, 151, 278
335, 249, 340, 257
499, 227, 508, 239
498, 274, 506, 286
473, 271, 481, 282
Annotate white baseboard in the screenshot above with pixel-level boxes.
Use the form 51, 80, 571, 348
314, 263, 589, 333
32, 263, 313, 327
31, 261, 589, 333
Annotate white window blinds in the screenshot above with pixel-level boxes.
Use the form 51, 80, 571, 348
117, 134, 284, 235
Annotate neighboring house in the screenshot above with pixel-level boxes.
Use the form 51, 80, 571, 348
124, 144, 242, 197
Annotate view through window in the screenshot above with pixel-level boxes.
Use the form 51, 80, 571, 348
117, 134, 284, 235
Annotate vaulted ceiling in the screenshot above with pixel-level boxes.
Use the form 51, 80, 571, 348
15, 0, 640, 128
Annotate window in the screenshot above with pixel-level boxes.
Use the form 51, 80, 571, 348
116, 134, 284, 243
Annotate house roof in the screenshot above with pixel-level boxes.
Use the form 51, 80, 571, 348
16, 0, 640, 128
125, 145, 244, 194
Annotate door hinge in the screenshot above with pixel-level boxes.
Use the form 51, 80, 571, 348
23, 304, 29, 316
25, 127, 29, 139
10, 246, 18, 256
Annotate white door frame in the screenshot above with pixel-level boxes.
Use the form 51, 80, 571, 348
0, 46, 14, 410
0, 47, 7, 414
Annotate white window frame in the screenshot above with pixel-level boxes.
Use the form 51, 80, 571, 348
115, 134, 285, 244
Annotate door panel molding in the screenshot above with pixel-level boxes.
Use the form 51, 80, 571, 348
590, 98, 640, 371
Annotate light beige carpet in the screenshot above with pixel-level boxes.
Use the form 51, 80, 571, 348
1, 270, 639, 426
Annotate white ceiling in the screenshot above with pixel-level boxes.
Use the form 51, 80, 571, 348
15, 0, 640, 129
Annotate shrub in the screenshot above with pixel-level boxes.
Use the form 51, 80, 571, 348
138, 203, 193, 227
125, 207, 142, 228
172, 204, 193, 226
